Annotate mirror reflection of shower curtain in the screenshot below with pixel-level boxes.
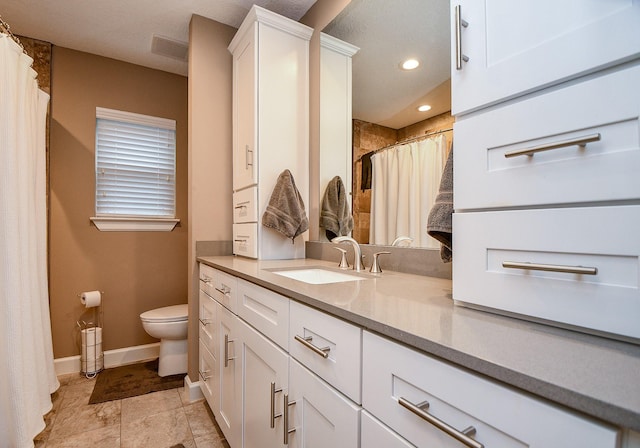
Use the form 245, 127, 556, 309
369, 134, 447, 248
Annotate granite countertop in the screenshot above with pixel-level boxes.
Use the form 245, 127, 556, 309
197, 255, 640, 431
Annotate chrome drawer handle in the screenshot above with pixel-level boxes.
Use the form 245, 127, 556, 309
246, 145, 253, 168
199, 317, 211, 326
294, 335, 330, 359
215, 286, 231, 296
455, 5, 469, 70
198, 369, 211, 382
224, 334, 236, 367
199, 276, 211, 284
398, 397, 483, 448
271, 382, 283, 428
234, 201, 249, 210
283, 394, 296, 445
504, 133, 600, 158
502, 261, 597, 276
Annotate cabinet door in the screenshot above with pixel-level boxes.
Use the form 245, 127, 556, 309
238, 319, 289, 448
362, 411, 414, 448
287, 359, 360, 448
233, 25, 258, 191
218, 306, 242, 448
451, 0, 640, 114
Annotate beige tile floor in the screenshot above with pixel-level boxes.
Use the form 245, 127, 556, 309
34, 372, 230, 448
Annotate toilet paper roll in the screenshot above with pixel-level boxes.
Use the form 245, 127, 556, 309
82, 343, 103, 355
81, 327, 102, 346
81, 290, 101, 308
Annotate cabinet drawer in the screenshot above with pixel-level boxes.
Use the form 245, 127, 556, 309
233, 223, 258, 259
453, 206, 640, 341
362, 411, 413, 448
363, 331, 619, 448
213, 269, 238, 313
237, 278, 289, 350
198, 339, 217, 409
455, 64, 640, 210
199, 263, 217, 298
289, 300, 362, 403
233, 187, 258, 223
199, 290, 218, 358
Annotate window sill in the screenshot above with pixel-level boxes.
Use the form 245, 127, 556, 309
90, 217, 180, 232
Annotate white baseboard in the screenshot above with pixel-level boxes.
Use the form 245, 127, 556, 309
184, 375, 204, 403
54, 342, 160, 376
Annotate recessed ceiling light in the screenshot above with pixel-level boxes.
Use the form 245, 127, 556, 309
401, 59, 420, 70
417, 104, 432, 112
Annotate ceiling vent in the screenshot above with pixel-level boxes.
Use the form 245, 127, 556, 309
151, 35, 188, 62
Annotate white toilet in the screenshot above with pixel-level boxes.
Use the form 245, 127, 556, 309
140, 304, 188, 377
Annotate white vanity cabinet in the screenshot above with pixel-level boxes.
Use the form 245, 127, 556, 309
362, 331, 619, 448
228, 5, 312, 260
450, 1, 640, 342
451, 0, 640, 115
218, 303, 243, 448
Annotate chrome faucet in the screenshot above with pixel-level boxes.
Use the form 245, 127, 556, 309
331, 236, 365, 272
391, 236, 413, 247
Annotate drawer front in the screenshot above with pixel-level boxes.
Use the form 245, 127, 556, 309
198, 339, 218, 411
237, 278, 289, 350
199, 289, 218, 359
289, 300, 362, 404
362, 411, 414, 448
233, 186, 258, 223
455, 64, 640, 210
363, 331, 619, 448
233, 223, 258, 259
213, 269, 238, 313
199, 263, 217, 298
453, 206, 640, 340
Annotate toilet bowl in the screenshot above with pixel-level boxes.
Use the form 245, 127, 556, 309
140, 304, 188, 377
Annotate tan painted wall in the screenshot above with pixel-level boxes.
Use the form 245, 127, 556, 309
49, 47, 188, 358
301, 0, 352, 241
187, 15, 236, 380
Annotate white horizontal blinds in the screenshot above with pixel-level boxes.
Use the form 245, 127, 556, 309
95, 108, 176, 217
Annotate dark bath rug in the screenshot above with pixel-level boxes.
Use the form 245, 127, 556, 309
88, 358, 184, 404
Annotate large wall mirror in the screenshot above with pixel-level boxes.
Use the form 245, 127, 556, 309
319, 0, 453, 250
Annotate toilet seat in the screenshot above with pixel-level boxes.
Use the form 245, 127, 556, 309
140, 304, 188, 323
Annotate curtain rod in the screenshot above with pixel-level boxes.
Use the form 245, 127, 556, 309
0, 15, 26, 53
357, 127, 453, 162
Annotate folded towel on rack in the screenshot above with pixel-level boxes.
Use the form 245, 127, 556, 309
320, 176, 353, 240
427, 148, 454, 262
262, 169, 309, 241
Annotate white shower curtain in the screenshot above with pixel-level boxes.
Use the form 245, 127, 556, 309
370, 134, 447, 248
0, 34, 59, 447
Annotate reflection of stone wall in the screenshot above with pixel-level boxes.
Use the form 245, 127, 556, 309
352, 111, 455, 244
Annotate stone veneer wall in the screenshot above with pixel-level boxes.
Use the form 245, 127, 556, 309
352, 111, 455, 244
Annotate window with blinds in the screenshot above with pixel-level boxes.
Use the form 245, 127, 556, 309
95, 107, 176, 218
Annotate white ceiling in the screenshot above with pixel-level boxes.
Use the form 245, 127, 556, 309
3, 0, 450, 129
2, 0, 317, 76
324, 0, 451, 129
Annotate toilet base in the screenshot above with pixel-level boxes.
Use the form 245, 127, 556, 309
158, 338, 188, 377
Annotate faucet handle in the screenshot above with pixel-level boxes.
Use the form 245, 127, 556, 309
370, 251, 391, 274
333, 247, 350, 269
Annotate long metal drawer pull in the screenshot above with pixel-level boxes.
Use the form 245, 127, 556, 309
224, 334, 236, 367
215, 286, 230, 296
283, 394, 296, 445
198, 369, 211, 382
455, 5, 469, 70
294, 335, 330, 359
198, 317, 211, 326
504, 133, 601, 158
502, 261, 598, 275
200, 276, 211, 284
245, 145, 253, 168
270, 382, 283, 428
398, 397, 483, 448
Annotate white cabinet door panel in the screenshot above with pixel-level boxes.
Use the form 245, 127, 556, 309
451, 0, 640, 114
218, 305, 242, 448
362, 411, 414, 448
237, 278, 289, 350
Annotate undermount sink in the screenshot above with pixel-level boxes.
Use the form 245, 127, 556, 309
269, 267, 367, 285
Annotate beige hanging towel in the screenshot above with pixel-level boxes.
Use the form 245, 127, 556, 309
262, 169, 309, 241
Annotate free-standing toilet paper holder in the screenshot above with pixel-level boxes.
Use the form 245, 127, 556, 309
76, 291, 104, 378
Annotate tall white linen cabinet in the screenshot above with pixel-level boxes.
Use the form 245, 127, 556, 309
228, 5, 312, 260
